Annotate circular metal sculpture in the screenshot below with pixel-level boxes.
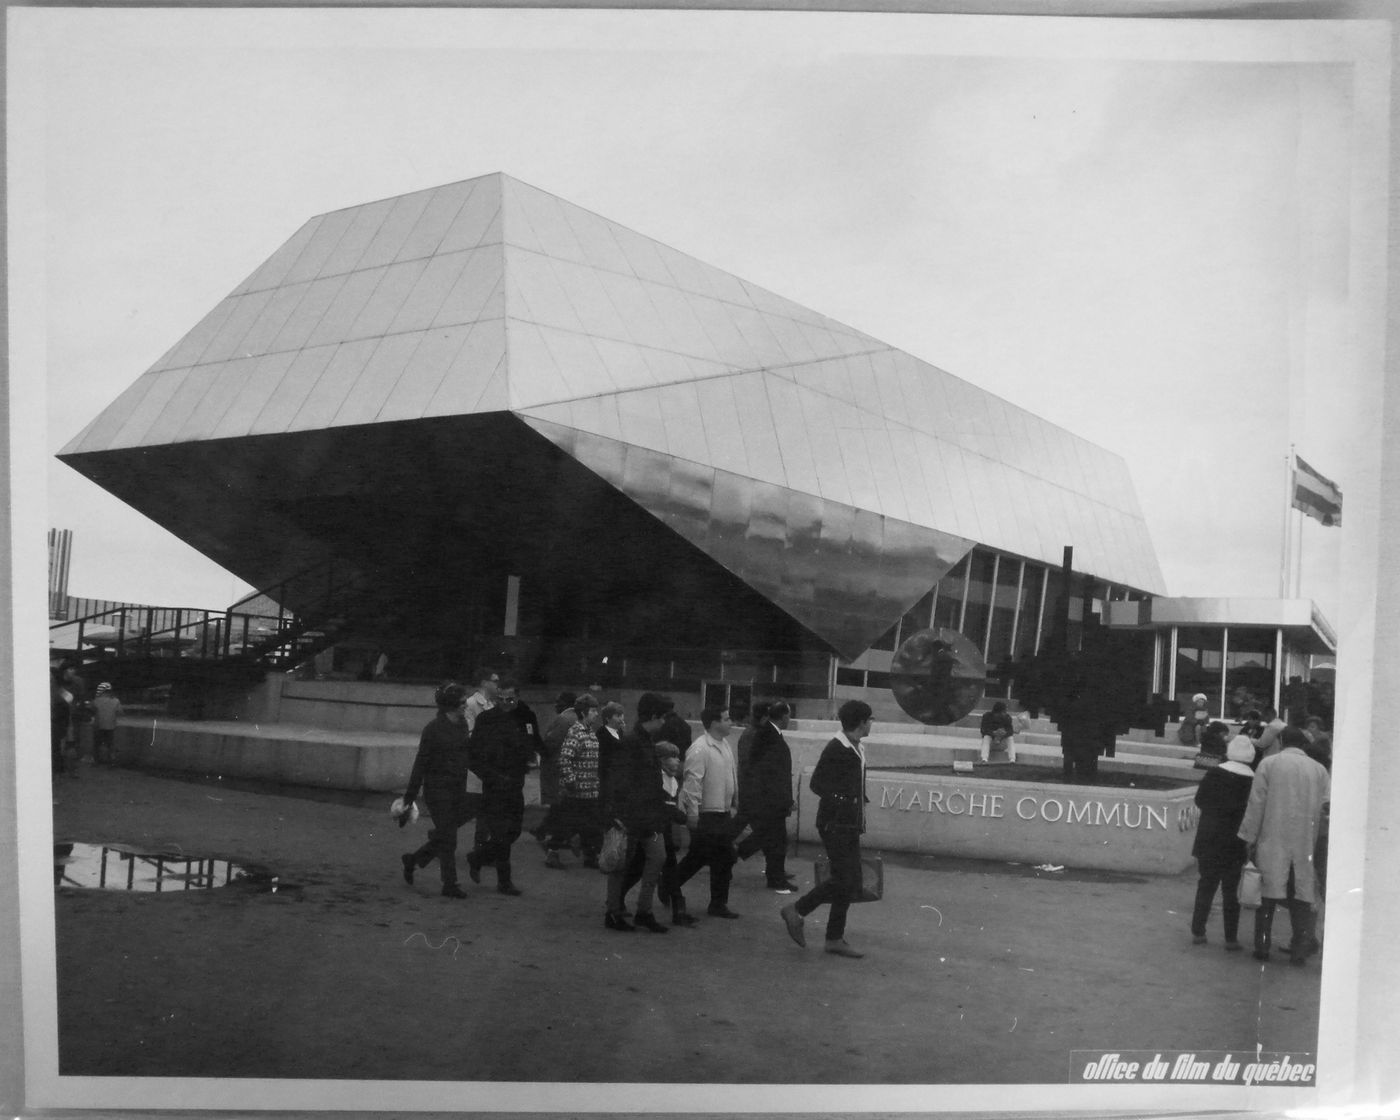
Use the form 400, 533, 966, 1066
890, 627, 988, 725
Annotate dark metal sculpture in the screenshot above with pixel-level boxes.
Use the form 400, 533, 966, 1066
890, 627, 987, 725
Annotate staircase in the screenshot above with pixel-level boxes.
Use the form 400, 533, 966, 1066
51, 558, 374, 690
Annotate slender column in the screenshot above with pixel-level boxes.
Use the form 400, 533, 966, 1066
1219, 627, 1230, 719
983, 554, 1001, 660
1273, 628, 1284, 711
1167, 627, 1179, 701
1034, 567, 1049, 653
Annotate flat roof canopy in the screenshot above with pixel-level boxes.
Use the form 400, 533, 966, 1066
1106, 596, 1336, 656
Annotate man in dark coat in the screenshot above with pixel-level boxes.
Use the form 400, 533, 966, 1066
400, 682, 473, 898
603, 693, 675, 932
465, 679, 536, 895
735, 700, 798, 893
1190, 734, 1255, 948
779, 699, 872, 959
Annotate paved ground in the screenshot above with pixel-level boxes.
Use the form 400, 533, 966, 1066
48, 762, 1322, 1088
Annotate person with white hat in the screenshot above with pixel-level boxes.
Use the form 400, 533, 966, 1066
91, 682, 124, 767
1176, 692, 1211, 747
1189, 734, 1255, 949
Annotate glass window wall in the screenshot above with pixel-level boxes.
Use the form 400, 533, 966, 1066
986, 556, 1021, 667
1014, 563, 1045, 659
933, 554, 968, 631
1175, 625, 1224, 712
961, 549, 997, 652
1224, 628, 1276, 720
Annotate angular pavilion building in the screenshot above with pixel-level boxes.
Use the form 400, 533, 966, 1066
59, 172, 1168, 714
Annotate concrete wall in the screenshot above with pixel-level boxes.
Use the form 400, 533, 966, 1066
794, 768, 1199, 875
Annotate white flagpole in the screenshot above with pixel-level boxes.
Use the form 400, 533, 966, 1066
1279, 447, 1294, 598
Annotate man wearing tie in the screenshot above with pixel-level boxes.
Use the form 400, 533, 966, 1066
780, 699, 873, 959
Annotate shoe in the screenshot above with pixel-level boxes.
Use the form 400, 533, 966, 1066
604, 912, 635, 932
545, 850, 566, 870
497, 883, 523, 896
780, 903, 806, 948
768, 882, 794, 894
467, 853, 482, 885
1192, 934, 1208, 945
1224, 940, 1243, 952
401, 853, 416, 886
824, 939, 864, 959
707, 904, 740, 919
633, 912, 669, 934
441, 884, 468, 899
671, 912, 698, 927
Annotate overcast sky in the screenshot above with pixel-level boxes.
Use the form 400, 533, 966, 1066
16, 9, 1379, 625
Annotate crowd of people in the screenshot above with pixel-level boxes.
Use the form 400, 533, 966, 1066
397, 669, 875, 958
1187, 699, 1332, 966
49, 659, 124, 777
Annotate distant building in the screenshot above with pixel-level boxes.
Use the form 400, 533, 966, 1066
47, 529, 72, 620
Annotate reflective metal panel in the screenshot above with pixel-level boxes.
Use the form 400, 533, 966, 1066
305, 267, 386, 350
552, 257, 631, 342
657, 381, 709, 465
662, 456, 713, 542
318, 198, 395, 278
179, 357, 260, 441
282, 208, 356, 286
693, 376, 748, 478
505, 321, 568, 409
729, 371, 786, 486
537, 325, 616, 399
432, 247, 504, 329
61, 376, 155, 453
287, 338, 380, 431
437, 177, 503, 253
109, 371, 189, 448
209, 352, 298, 440
509, 249, 585, 333
596, 271, 667, 354
233, 217, 323, 296
156, 299, 239, 373
333, 332, 425, 427
559, 202, 635, 276
765, 374, 820, 496
356, 189, 435, 272
647, 284, 715, 362
571, 427, 627, 490
395, 180, 476, 263
199, 290, 276, 366
248, 344, 339, 435
591, 335, 656, 395
797, 387, 851, 507
139, 368, 210, 447
513, 180, 588, 265
387, 252, 471, 335
613, 384, 669, 455
349, 259, 429, 342
620, 443, 675, 514
865, 421, 910, 524
610, 224, 676, 287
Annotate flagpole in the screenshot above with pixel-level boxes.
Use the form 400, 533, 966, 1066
1279, 446, 1293, 598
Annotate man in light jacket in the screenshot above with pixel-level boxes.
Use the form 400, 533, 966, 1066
668, 706, 740, 919
1237, 726, 1330, 964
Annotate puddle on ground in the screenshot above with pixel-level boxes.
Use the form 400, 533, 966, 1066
54, 843, 296, 894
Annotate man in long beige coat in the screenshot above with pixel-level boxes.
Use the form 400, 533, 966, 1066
1238, 726, 1330, 964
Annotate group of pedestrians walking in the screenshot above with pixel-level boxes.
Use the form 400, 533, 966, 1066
396, 674, 876, 959
1188, 712, 1331, 966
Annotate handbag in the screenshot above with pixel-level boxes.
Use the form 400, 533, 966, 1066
1238, 861, 1263, 909
597, 821, 629, 874
814, 852, 884, 902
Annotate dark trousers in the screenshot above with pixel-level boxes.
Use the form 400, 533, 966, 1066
546, 797, 603, 858
736, 810, 789, 884
795, 825, 860, 942
51, 721, 68, 774
472, 789, 524, 884
412, 785, 474, 887
1254, 866, 1316, 961
668, 813, 736, 907
94, 728, 117, 765
1191, 858, 1244, 940
1062, 748, 1098, 781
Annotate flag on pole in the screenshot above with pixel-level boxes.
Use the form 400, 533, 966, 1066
1292, 455, 1343, 527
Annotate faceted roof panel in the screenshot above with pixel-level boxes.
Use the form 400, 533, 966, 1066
63, 171, 1166, 639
